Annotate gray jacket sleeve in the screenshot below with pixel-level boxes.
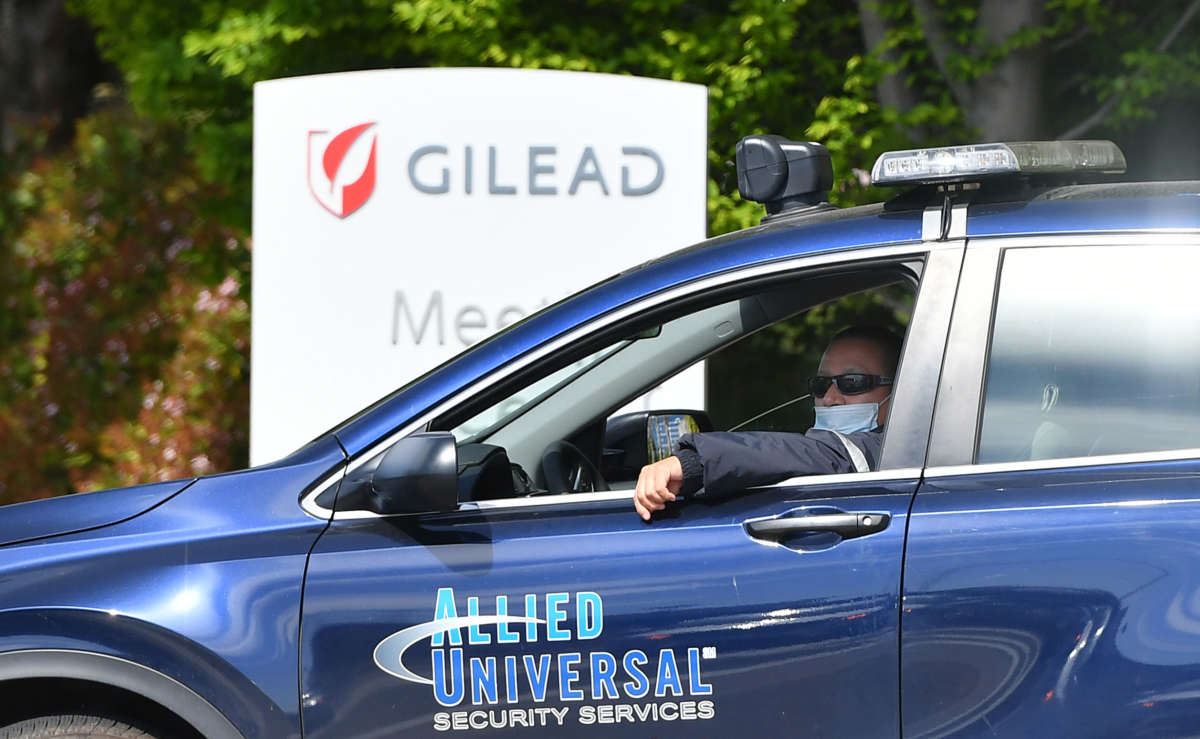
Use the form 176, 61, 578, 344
675, 429, 883, 499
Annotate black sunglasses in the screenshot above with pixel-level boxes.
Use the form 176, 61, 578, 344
807, 373, 893, 398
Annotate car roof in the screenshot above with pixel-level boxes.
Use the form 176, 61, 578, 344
331, 179, 1200, 456
967, 180, 1200, 237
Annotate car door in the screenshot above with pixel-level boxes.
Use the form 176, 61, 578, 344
903, 234, 1200, 737
298, 245, 962, 738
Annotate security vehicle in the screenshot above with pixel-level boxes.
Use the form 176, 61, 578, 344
0, 136, 1198, 739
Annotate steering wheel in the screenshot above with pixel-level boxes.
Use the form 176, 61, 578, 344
540, 440, 609, 493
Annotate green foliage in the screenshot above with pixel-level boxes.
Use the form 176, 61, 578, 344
72, 0, 1200, 216
0, 110, 250, 502
1037, 0, 1200, 128
806, 52, 967, 206
0, 127, 47, 392
74, 0, 878, 233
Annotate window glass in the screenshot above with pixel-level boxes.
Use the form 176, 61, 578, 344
978, 244, 1200, 463
450, 341, 630, 442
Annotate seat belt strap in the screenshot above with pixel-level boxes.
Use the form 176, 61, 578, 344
828, 430, 870, 473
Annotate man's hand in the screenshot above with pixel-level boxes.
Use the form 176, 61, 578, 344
634, 455, 683, 521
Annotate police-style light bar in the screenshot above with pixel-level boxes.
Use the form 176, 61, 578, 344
871, 140, 1126, 187
736, 135, 833, 219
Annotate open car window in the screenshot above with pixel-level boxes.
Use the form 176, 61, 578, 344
427, 262, 918, 502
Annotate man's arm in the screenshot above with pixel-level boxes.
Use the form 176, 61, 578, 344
634, 429, 881, 520
683, 429, 880, 497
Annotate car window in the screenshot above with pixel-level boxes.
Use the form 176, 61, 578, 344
978, 244, 1200, 463
432, 268, 916, 500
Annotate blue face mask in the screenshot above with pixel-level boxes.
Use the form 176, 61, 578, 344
813, 397, 889, 434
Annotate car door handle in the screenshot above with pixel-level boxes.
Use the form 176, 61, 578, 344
744, 512, 890, 541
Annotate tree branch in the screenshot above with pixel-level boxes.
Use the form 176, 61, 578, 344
1157, 0, 1200, 51
911, 0, 972, 108
1058, 0, 1200, 139
1050, 24, 1092, 54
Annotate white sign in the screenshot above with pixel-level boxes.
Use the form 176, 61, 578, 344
252, 69, 707, 464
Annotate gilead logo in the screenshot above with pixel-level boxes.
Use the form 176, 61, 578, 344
307, 122, 378, 218
307, 123, 666, 219
374, 588, 717, 732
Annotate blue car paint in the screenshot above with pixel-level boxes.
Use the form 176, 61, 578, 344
966, 194, 1200, 238
904, 459, 1200, 737
0, 436, 344, 738
0, 478, 194, 547
0, 184, 1196, 737
300, 479, 916, 737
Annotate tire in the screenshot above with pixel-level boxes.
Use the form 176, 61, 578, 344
0, 715, 158, 739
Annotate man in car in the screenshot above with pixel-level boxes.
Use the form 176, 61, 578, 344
634, 326, 899, 520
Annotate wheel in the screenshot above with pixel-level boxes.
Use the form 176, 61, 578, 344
0, 715, 159, 739
540, 440, 609, 493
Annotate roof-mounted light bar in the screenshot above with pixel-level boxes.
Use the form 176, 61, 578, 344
871, 140, 1126, 187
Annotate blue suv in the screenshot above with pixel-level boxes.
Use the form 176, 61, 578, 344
1, 138, 1198, 738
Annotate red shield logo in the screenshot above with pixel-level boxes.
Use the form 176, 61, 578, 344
307, 122, 378, 218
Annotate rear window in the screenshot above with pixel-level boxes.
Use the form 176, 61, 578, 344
978, 243, 1200, 463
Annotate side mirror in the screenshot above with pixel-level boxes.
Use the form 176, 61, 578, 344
645, 411, 711, 462
368, 432, 458, 514
602, 409, 713, 482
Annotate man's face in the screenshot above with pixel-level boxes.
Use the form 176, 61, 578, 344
815, 337, 893, 425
